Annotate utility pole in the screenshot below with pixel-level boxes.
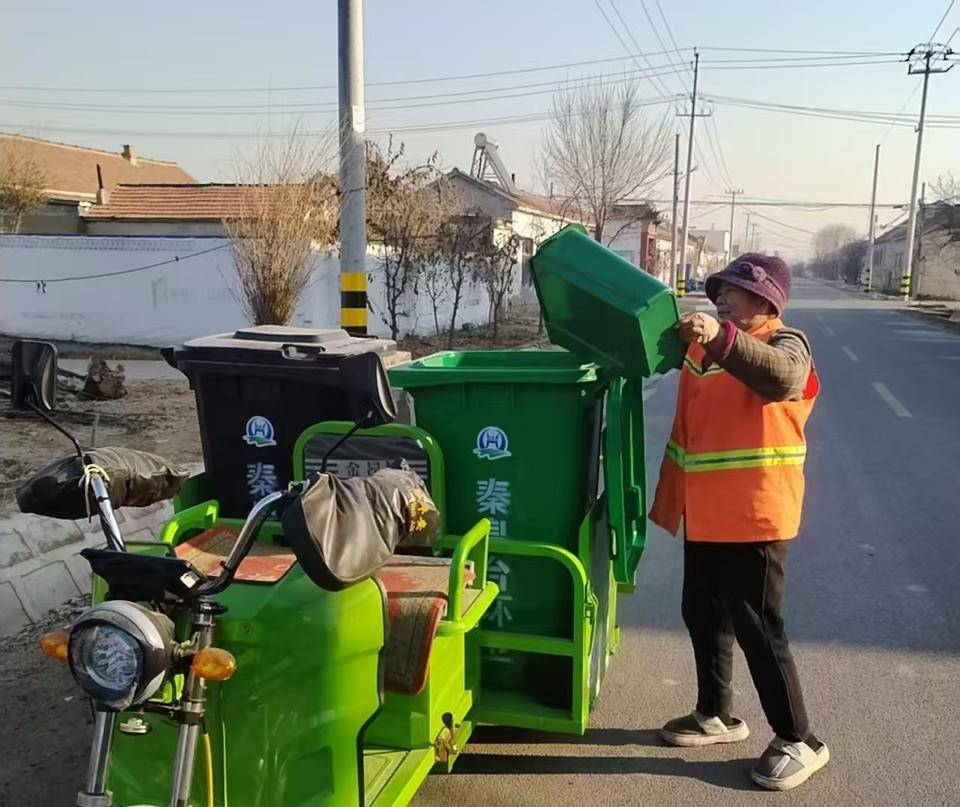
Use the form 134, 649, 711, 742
725, 188, 743, 264
864, 144, 880, 292
338, 0, 368, 334
751, 223, 759, 253
670, 133, 680, 291
678, 48, 704, 299
743, 211, 751, 254
916, 182, 927, 297
901, 42, 954, 301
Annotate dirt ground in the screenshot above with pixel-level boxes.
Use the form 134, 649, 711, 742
0, 599, 93, 806
1, 379, 203, 516
398, 311, 548, 357
0, 314, 546, 803
0, 377, 201, 803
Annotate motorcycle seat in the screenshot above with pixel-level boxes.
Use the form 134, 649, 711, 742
376, 555, 480, 695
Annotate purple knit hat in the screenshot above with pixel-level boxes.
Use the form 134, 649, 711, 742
704, 253, 791, 315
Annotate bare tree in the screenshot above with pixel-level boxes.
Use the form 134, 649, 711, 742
224, 129, 338, 325
931, 173, 959, 202
0, 138, 48, 233
473, 225, 522, 342
540, 77, 672, 242
420, 256, 449, 337
436, 210, 490, 348
366, 140, 452, 340
813, 224, 858, 258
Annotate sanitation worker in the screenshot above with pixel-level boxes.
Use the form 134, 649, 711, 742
650, 254, 828, 791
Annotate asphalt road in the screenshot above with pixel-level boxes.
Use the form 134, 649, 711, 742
416, 279, 960, 807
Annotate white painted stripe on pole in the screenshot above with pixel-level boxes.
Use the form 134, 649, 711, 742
872, 382, 912, 418
841, 346, 860, 363
643, 387, 657, 401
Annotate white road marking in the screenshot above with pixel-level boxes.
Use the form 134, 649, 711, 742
841, 346, 860, 363
815, 315, 837, 337
872, 382, 912, 418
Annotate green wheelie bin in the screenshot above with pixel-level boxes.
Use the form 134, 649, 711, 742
389, 224, 683, 733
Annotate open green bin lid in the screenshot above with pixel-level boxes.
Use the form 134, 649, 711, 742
530, 224, 684, 381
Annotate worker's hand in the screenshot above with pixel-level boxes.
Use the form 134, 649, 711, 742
676, 312, 721, 345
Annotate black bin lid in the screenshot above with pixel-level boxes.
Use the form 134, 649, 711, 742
161, 325, 398, 426
179, 325, 398, 357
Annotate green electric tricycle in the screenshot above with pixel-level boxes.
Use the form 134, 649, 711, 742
19, 225, 683, 807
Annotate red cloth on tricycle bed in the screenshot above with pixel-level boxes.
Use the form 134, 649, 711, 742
376, 556, 477, 695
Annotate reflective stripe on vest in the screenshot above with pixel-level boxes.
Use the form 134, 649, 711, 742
666, 440, 807, 472
682, 355, 724, 377
648, 317, 820, 542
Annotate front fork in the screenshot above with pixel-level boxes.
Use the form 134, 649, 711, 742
169, 603, 216, 807
76, 601, 218, 807
76, 709, 117, 807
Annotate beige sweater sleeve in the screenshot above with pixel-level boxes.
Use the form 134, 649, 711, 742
717, 327, 813, 402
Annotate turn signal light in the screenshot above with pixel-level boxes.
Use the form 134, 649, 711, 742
192, 647, 237, 681
40, 631, 69, 662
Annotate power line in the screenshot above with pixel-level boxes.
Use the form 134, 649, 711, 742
636, 0, 691, 95
705, 93, 960, 127
0, 52, 688, 95
703, 58, 904, 70
702, 54, 903, 65
741, 206, 817, 235
694, 140, 725, 191
650, 3, 737, 198
0, 244, 229, 284
0, 49, 907, 97
931, 0, 957, 40
0, 65, 694, 113
879, 84, 922, 144
0, 66, 691, 117
656, 0, 695, 82
2, 56, 907, 116
698, 46, 903, 55
642, 197, 908, 209
599, 1, 676, 99
0, 97, 679, 141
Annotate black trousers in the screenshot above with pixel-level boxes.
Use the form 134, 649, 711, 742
681, 539, 810, 743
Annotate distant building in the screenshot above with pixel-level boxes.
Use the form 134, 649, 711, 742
444, 168, 583, 302
689, 227, 731, 279
873, 203, 960, 299
605, 203, 669, 280
83, 183, 253, 237
0, 134, 195, 234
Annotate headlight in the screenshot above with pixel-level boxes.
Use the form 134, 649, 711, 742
68, 602, 175, 710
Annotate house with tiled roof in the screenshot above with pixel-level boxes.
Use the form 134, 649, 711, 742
0, 133, 195, 234
444, 168, 584, 301
873, 202, 960, 298
83, 184, 257, 236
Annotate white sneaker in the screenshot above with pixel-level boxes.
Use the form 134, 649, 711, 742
751, 736, 830, 791
660, 710, 750, 747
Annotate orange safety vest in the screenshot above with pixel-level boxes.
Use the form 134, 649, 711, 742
649, 318, 820, 542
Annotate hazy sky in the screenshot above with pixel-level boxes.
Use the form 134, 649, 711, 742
2, 0, 958, 260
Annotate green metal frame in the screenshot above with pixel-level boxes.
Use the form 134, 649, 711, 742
292, 421, 447, 531
605, 377, 646, 590
473, 537, 594, 735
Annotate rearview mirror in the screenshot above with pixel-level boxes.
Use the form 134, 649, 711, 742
341, 352, 398, 428
11, 340, 58, 412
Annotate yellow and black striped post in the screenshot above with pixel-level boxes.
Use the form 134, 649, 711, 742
899, 271, 912, 300
340, 271, 367, 335
676, 270, 686, 298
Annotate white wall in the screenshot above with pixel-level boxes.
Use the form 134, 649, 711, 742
0, 235, 494, 345
690, 228, 730, 256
